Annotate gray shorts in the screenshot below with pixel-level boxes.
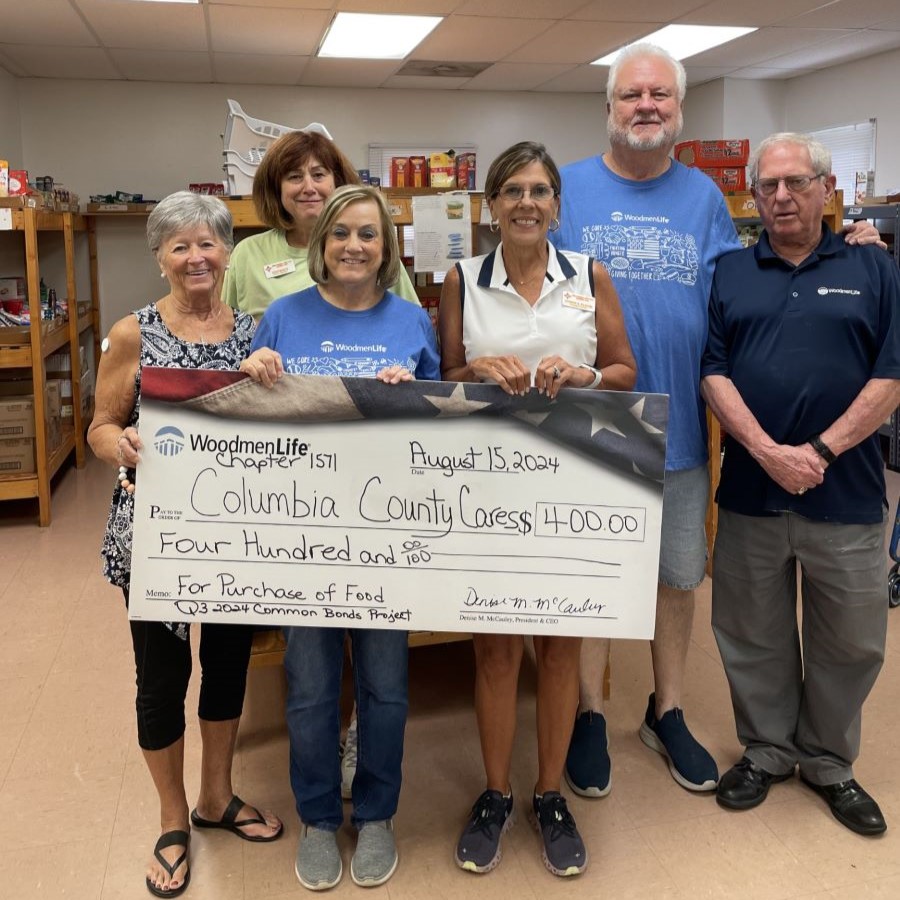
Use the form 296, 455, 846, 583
659, 464, 709, 591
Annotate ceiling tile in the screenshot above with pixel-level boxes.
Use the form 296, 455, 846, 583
453, 0, 586, 17
573, 1, 707, 23
335, 0, 456, 11
683, 65, 743, 85
77, 0, 207, 52
209, 6, 331, 55
0, 45, 120, 79
211, 0, 337, 7
760, 28, 900, 69
533, 64, 609, 92
412, 16, 553, 62
0, 47, 28, 77
685, 27, 853, 68
214, 53, 310, 85
108, 49, 212, 83
727, 66, 817, 79
3, 0, 98, 45
462, 62, 573, 90
382, 74, 471, 89
301, 58, 403, 88
785, 0, 900, 30
677, 0, 829, 27
505, 21, 654, 65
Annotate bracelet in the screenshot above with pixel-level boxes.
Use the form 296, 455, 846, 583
579, 364, 603, 388
809, 434, 837, 465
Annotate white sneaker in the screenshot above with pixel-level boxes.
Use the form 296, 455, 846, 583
341, 717, 358, 800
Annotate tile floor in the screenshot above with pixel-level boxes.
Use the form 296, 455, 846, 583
1, 455, 899, 899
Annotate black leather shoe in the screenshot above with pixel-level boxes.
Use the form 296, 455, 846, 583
800, 776, 887, 836
716, 757, 793, 810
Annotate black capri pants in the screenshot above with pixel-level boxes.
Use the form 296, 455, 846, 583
125, 588, 254, 750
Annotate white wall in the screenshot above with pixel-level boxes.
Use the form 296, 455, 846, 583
723, 79, 785, 149
0, 69, 22, 167
784, 47, 900, 197
17, 79, 607, 199
681, 79, 724, 142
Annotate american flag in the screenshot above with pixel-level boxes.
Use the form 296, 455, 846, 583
140, 367, 668, 486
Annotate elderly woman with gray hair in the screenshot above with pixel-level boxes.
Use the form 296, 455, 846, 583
88, 191, 283, 899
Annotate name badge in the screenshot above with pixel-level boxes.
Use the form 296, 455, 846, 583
562, 291, 595, 312
264, 259, 296, 279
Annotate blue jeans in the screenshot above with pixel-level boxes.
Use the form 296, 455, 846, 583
283, 626, 409, 830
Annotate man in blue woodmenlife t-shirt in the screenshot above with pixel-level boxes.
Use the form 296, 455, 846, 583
551, 42, 881, 801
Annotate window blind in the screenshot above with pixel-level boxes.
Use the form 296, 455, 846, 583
807, 120, 876, 202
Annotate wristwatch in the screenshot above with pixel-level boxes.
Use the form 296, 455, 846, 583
579, 364, 602, 388
809, 433, 837, 465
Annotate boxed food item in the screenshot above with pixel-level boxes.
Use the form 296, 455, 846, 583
700, 167, 747, 193
0, 276, 26, 301
0, 437, 34, 474
429, 151, 457, 189
0, 160, 8, 198
8, 170, 28, 195
675, 139, 750, 168
0, 395, 35, 438
456, 152, 477, 191
408, 156, 427, 188
46, 379, 62, 417
391, 157, 409, 188
854, 170, 875, 204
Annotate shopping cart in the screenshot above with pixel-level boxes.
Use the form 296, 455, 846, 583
888, 501, 900, 608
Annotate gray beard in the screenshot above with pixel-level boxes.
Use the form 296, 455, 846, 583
607, 115, 684, 152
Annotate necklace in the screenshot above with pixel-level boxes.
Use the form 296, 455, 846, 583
512, 272, 544, 286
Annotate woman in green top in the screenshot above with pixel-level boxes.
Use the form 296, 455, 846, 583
223, 130, 418, 319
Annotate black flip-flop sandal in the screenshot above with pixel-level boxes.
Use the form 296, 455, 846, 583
146, 829, 190, 898
190, 794, 283, 843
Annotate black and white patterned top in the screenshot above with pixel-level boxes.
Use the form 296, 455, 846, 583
100, 302, 255, 637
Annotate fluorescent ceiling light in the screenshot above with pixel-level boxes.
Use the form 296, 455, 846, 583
592, 24, 757, 66
318, 12, 442, 60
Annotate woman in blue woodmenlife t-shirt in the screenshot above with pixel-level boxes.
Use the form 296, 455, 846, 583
240, 185, 439, 892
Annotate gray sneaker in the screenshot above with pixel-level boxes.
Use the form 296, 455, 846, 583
341, 718, 358, 801
351, 819, 398, 887
295, 825, 342, 891
532, 792, 588, 877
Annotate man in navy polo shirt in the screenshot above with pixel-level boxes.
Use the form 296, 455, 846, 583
701, 132, 900, 836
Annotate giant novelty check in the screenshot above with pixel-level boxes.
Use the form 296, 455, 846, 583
129, 368, 668, 639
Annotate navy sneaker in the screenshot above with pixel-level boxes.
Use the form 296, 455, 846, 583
565, 711, 612, 798
639, 693, 718, 792
531, 792, 588, 877
455, 790, 514, 873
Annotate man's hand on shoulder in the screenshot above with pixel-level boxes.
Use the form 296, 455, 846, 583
842, 220, 887, 250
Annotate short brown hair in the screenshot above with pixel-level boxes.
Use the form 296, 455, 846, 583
307, 185, 401, 289
484, 141, 562, 200
252, 131, 361, 231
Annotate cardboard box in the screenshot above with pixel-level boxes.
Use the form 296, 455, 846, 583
456, 153, 477, 191
0, 277, 26, 301
0, 160, 8, 198
429, 152, 457, 189
408, 156, 427, 188
675, 139, 750, 168
0, 437, 34, 474
46, 380, 62, 417
700, 167, 747, 193
46, 415, 62, 454
391, 157, 409, 188
8, 170, 28, 195
0, 395, 35, 438
855, 170, 875, 204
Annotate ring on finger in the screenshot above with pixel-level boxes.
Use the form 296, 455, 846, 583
797, 487, 807, 495
552, 365, 561, 380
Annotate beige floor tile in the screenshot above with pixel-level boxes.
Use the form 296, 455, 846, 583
30, 661, 134, 722
827, 873, 900, 898
756, 777, 900, 890
642, 808, 824, 899
0, 717, 28, 788
0, 836, 109, 899
8, 711, 132, 781
0, 769, 122, 852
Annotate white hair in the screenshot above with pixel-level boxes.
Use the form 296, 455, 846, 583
606, 43, 686, 104
748, 132, 832, 185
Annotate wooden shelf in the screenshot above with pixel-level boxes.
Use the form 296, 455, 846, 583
0, 208, 99, 525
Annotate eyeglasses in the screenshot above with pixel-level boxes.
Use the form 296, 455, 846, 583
496, 184, 556, 202
753, 174, 825, 197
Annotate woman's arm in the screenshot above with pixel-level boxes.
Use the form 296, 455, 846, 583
87, 315, 144, 468
591, 261, 637, 391
437, 266, 530, 394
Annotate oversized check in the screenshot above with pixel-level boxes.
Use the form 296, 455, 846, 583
129, 368, 668, 638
